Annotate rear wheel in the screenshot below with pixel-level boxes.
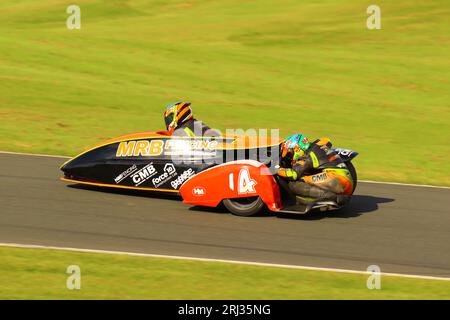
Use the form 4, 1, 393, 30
346, 161, 358, 193
223, 196, 265, 217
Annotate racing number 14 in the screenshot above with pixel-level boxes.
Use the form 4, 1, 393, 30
229, 169, 257, 195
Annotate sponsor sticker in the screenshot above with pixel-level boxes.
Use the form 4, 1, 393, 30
116, 139, 218, 158
171, 168, 195, 189
116, 140, 164, 157
229, 168, 257, 194
165, 139, 218, 151
192, 187, 206, 196
334, 148, 354, 157
312, 172, 328, 183
151, 163, 178, 188
114, 164, 138, 184
131, 163, 157, 186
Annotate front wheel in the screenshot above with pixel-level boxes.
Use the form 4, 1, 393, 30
223, 196, 265, 217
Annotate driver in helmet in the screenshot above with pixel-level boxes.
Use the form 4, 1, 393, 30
277, 133, 354, 205
164, 101, 220, 137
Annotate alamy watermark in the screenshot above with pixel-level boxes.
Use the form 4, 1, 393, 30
165, 127, 280, 174
66, 265, 81, 290
366, 265, 381, 289
66, 5, 81, 30
366, 5, 381, 30
65, 5, 381, 31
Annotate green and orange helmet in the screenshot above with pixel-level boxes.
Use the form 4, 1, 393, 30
164, 101, 193, 133
280, 133, 311, 163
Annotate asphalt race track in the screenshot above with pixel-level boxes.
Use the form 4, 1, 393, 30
1, 153, 449, 277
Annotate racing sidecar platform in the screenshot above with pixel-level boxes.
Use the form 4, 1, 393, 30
60, 131, 357, 216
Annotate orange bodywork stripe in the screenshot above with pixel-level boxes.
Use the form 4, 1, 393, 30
89, 132, 282, 151
61, 177, 180, 194
60, 132, 283, 169
316, 137, 331, 146
102, 132, 170, 145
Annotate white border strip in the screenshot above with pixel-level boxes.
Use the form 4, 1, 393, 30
359, 179, 450, 190
0, 243, 449, 281
0, 150, 70, 159
1, 150, 449, 189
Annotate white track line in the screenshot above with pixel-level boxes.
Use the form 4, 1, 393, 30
0, 243, 448, 281
0, 150, 70, 159
1, 150, 449, 189
1, 151, 448, 281
359, 179, 450, 190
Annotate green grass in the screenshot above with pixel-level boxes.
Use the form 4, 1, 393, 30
0, 0, 449, 185
0, 246, 449, 299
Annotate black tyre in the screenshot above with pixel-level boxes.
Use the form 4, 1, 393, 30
223, 196, 265, 217
346, 161, 358, 193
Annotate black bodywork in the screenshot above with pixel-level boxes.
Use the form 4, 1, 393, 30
61, 136, 279, 191
61, 135, 358, 194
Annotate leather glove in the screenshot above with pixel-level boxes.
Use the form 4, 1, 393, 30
277, 167, 298, 181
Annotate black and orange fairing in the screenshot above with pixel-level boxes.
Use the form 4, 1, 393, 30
60, 131, 283, 193
60, 131, 358, 215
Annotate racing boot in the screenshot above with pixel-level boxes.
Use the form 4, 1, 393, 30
295, 195, 317, 205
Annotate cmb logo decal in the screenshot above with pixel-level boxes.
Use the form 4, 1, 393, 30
192, 187, 206, 196
131, 163, 157, 186
312, 172, 328, 183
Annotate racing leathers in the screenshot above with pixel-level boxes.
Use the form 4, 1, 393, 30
277, 139, 354, 205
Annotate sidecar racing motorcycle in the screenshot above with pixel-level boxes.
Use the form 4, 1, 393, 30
60, 131, 358, 216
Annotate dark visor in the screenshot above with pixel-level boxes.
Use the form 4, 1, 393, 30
165, 113, 174, 129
